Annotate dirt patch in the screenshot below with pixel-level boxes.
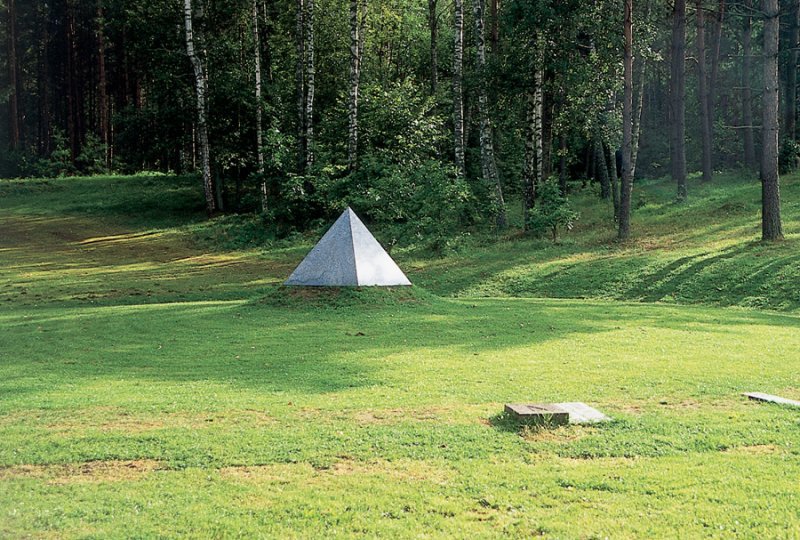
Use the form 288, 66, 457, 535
218, 463, 307, 482
37, 409, 275, 434
219, 459, 454, 485
521, 425, 598, 444
0, 460, 162, 484
352, 406, 459, 425
724, 444, 783, 455
327, 458, 453, 484
657, 399, 703, 410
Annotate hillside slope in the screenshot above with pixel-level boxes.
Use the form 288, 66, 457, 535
412, 172, 800, 311
1, 171, 798, 311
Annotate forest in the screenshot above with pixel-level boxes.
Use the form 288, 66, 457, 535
1, 0, 793, 243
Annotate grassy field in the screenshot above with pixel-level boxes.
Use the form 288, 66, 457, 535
1, 173, 799, 538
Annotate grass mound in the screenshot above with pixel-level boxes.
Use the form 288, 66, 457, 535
255, 285, 437, 309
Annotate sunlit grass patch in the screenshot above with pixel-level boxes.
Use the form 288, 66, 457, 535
2, 172, 800, 536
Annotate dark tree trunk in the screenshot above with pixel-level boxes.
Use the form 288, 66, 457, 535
785, 0, 799, 140
490, 0, 499, 54
706, 0, 725, 176
7, 0, 20, 149
37, 1, 51, 156
670, 0, 688, 201
631, 56, 646, 180
742, 0, 756, 168
631, 0, 652, 180
96, 1, 110, 166
761, 0, 783, 240
619, 0, 634, 240
558, 134, 567, 195
66, 0, 80, 160
696, 0, 713, 183
541, 85, 553, 179
428, 0, 437, 93
595, 139, 610, 199
607, 142, 620, 220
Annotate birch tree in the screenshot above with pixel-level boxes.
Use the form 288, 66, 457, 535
296, 0, 305, 170
619, 0, 633, 239
304, 0, 315, 169
522, 54, 543, 229
473, 0, 506, 229
183, 0, 215, 215
348, 0, 367, 171
453, 0, 465, 179
253, 0, 267, 212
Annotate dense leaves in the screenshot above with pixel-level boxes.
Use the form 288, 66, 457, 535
0, 0, 792, 243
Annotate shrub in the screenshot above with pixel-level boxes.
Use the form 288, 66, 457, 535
526, 179, 579, 242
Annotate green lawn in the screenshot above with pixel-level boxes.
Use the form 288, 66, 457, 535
1, 173, 799, 538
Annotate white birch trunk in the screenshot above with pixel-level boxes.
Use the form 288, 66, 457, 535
453, 0, 466, 179
522, 52, 543, 229
347, 0, 362, 172
253, 0, 267, 212
473, 0, 505, 229
304, 0, 315, 169
183, 0, 215, 215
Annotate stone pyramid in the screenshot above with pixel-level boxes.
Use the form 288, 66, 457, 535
284, 208, 412, 286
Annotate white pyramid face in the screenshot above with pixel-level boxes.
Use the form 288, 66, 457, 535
284, 208, 412, 287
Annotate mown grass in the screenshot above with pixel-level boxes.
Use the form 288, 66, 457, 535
1, 172, 799, 538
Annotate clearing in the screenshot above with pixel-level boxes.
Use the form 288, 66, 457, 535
1, 173, 799, 538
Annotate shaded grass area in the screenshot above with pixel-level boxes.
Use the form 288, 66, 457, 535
1, 295, 800, 537
2, 171, 799, 311
411, 172, 800, 311
2, 172, 800, 537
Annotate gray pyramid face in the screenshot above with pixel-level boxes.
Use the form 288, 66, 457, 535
284, 208, 412, 287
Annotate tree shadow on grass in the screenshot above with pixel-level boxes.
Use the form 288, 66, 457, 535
3, 296, 799, 407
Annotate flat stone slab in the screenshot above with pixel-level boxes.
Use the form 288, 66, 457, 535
504, 403, 570, 426
555, 402, 612, 424
743, 392, 800, 408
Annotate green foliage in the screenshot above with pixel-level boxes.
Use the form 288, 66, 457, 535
76, 133, 109, 175
358, 80, 448, 163
779, 138, 800, 174
189, 213, 276, 251
525, 179, 578, 242
33, 129, 78, 178
346, 158, 476, 252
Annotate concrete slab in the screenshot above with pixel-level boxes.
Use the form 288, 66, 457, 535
743, 392, 800, 408
555, 402, 612, 424
504, 403, 570, 426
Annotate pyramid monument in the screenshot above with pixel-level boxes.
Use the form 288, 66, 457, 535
284, 208, 412, 287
